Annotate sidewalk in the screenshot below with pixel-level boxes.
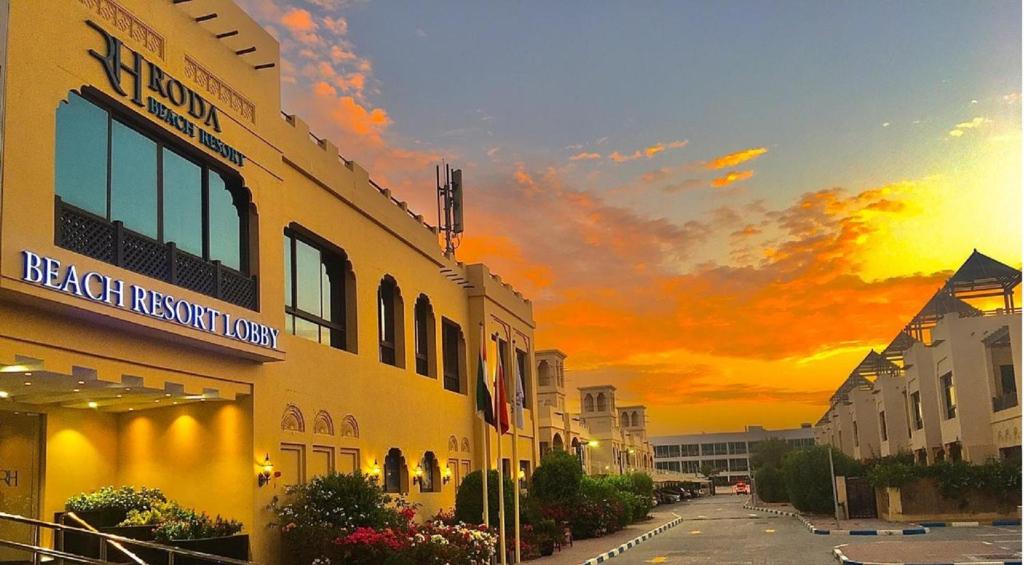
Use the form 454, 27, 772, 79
835, 540, 1021, 564
744, 501, 926, 535
531, 509, 682, 564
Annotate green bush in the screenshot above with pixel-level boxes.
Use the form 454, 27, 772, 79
750, 439, 791, 471
754, 466, 788, 502
530, 450, 584, 504
867, 460, 920, 489
454, 470, 515, 527
781, 446, 862, 514
271, 472, 407, 564
152, 510, 242, 542
65, 486, 166, 514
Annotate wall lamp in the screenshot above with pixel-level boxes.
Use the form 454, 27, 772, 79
412, 464, 425, 486
588, 440, 599, 448
368, 460, 382, 480
257, 454, 279, 487
442, 466, 453, 485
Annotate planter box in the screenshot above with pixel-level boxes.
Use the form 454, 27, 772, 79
170, 534, 250, 565
876, 478, 1020, 522
54, 510, 130, 559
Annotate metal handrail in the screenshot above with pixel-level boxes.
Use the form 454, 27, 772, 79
0, 511, 253, 565
0, 537, 112, 564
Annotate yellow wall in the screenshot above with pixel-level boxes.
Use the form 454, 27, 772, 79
0, 1, 537, 562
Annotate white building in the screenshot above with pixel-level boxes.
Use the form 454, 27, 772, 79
651, 424, 815, 484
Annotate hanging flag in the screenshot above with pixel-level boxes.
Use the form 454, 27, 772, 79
476, 326, 495, 425
514, 353, 525, 430
494, 343, 510, 435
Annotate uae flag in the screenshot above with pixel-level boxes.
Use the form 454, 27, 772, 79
493, 347, 511, 435
476, 327, 495, 425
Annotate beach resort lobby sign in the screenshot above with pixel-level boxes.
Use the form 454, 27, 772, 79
20, 250, 279, 350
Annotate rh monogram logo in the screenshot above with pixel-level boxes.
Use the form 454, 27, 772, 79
0, 470, 18, 487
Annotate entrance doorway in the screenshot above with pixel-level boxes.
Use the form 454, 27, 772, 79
0, 411, 43, 562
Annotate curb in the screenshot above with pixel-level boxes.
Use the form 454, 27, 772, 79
833, 545, 1022, 565
579, 514, 683, 565
918, 519, 1022, 528
743, 503, 928, 536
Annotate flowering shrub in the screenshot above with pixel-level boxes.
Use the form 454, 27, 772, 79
65, 486, 167, 515
272, 472, 497, 564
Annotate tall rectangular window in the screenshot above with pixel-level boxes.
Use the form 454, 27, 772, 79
110, 121, 158, 238
879, 411, 888, 441
911, 391, 923, 429
1000, 365, 1017, 398
55, 93, 107, 216
442, 319, 463, 393
941, 372, 956, 419
284, 229, 347, 349
208, 172, 241, 270
516, 348, 530, 411
162, 149, 203, 256
853, 421, 859, 446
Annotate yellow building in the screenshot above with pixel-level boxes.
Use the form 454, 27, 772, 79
0, 0, 538, 561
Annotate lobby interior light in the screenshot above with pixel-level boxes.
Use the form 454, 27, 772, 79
257, 454, 276, 487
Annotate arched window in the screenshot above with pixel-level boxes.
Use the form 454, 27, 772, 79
442, 319, 466, 393
596, 393, 607, 412
54, 92, 256, 308
414, 295, 436, 377
384, 448, 407, 494
552, 433, 564, 452
631, 412, 640, 427
378, 276, 405, 367
584, 394, 595, 412
538, 360, 551, 386
284, 226, 357, 351
571, 437, 582, 464
419, 451, 441, 493
621, 411, 629, 425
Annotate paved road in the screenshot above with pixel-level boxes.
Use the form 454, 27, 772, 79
613, 495, 837, 564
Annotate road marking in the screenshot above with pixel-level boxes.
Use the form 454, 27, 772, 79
645, 558, 668, 564
697, 515, 707, 519
689, 530, 702, 535
764, 529, 775, 533
748, 513, 758, 517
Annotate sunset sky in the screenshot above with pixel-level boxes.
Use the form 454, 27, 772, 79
240, 0, 1022, 434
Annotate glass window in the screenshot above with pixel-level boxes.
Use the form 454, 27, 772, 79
442, 319, 463, 392
162, 149, 203, 255
110, 120, 158, 238
941, 372, 956, 419
879, 411, 888, 441
1000, 365, 1017, 397
414, 298, 432, 376
378, 278, 399, 365
55, 93, 108, 216
208, 172, 241, 270
911, 391, 923, 429
284, 229, 349, 350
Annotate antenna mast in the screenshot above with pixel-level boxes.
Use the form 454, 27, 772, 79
436, 163, 464, 257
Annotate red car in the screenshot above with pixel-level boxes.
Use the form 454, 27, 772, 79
733, 482, 750, 495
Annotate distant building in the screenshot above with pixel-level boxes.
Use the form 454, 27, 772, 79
816, 251, 1022, 464
651, 424, 815, 484
536, 350, 655, 475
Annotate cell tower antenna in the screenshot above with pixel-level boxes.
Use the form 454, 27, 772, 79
436, 162, 464, 257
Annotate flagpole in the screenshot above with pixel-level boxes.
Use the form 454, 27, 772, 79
511, 338, 522, 564
493, 333, 507, 565
479, 324, 490, 530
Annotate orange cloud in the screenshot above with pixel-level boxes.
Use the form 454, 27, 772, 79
711, 170, 754, 188
705, 147, 768, 170
570, 151, 602, 161
281, 8, 316, 33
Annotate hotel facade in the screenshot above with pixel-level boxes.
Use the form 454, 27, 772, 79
816, 251, 1022, 465
0, 1, 540, 561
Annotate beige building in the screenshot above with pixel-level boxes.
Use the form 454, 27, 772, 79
817, 251, 1022, 465
535, 350, 654, 475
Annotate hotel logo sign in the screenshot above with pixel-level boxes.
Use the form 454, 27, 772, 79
87, 21, 245, 167
21, 251, 279, 350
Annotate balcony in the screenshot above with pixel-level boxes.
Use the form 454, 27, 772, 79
55, 198, 258, 311
992, 393, 1019, 412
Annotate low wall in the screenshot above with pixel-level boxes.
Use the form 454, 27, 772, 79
876, 477, 1020, 522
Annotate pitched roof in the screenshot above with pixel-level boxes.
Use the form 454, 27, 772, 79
946, 249, 1021, 294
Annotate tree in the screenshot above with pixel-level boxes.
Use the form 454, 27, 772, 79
781, 446, 862, 513
699, 462, 722, 481
750, 438, 791, 471
454, 470, 515, 526
531, 450, 584, 504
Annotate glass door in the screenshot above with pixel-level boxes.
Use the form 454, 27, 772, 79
0, 411, 43, 562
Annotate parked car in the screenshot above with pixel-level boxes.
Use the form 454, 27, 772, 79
733, 482, 750, 495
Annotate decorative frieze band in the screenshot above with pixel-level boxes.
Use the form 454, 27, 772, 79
78, 0, 165, 59
184, 56, 257, 125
